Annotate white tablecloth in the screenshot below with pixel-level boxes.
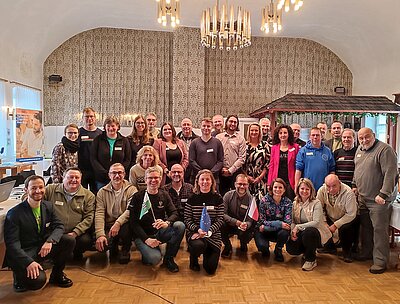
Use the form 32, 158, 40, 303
391, 202, 400, 230
0, 198, 20, 243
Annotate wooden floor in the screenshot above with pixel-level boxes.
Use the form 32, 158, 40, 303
1, 238, 399, 304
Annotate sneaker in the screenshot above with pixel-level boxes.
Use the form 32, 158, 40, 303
274, 248, 284, 262
221, 246, 232, 258
369, 264, 386, 274
118, 250, 131, 264
189, 256, 200, 271
49, 272, 73, 288
343, 251, 353, 263
163, 257, 179, 273
302, 260, 317, 271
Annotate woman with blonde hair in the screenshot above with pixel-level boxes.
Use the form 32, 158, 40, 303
129, 145, 163, 191
243, 123, 270, 197
286, 178, 331, 271
184, 169, 224, 275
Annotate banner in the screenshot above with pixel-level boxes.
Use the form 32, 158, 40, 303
16, 109, 44, 161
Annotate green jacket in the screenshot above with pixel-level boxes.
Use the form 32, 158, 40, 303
44, 184, 95, 236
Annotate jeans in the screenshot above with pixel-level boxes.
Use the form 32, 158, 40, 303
134, 221, 185, 265
254, 229, 290, 253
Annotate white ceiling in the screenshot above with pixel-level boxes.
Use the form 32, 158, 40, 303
1, 0, 399, 97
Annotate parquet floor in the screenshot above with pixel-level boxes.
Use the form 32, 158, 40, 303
1, 238, 399, 304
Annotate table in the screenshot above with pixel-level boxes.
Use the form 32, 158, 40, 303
0, 198, 20, 267
390, 202, 400, 247
0, 162, 35, 178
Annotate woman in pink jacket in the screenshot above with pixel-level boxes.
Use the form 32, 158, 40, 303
153, 122, 188, 185
267, 124, 299, 200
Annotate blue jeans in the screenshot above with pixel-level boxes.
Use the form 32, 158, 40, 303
254, 229, 290, 253
134, 221, 185, 265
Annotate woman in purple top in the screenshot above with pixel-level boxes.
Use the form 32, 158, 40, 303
254, 178, 292, 262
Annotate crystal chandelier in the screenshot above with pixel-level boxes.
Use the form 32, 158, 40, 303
261, 1, 282, 34
277, 0, 304, 12
200, 0, 251, 51
156, 0, 180, 27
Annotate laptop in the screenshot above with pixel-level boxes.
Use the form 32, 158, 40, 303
0, 180, 16, 203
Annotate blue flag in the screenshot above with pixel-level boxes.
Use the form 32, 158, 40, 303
200, 204, 211, 232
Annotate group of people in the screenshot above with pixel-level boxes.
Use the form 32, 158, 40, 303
4, 108, 398, 293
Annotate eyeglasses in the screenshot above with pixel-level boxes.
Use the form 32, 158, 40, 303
109, 171, 124, 175
171, 171, 183, 174
236, 183, 249, 187
66, 132, 78, 135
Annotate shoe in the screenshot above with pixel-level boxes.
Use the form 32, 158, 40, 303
317, 247, 337, 255
369, 265, 386, 274
261, 249, 270, 258
189, 256, 200, 271
240, 242, 248, 252
118, 250, 131, 264
302, 260, 317, 271
49, 272, 73, 288
163, 257, 179, 273
221, 246, 232, 258
274, 248, 284, 262
343, 252, 353, 263
13, 275, 27, 293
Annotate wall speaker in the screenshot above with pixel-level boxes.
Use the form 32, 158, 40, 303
48, 74, 62, 83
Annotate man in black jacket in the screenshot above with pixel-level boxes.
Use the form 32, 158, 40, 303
129, 167, 185, 273
4, 175, 74, 292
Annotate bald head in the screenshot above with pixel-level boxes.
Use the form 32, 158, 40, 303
290, 123, 301, 140
169, 164, 184, 183
325, 174, 341, 195
358, 127, 375, 150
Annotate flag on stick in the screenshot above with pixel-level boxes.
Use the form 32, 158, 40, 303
140, 191, 152, 220
200, 204, 211, 232
247, 196, 259, 221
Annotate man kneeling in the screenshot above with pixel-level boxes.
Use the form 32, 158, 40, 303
128, 167, 184, 272
4, 175, 74, 292
95, 163, 137, 263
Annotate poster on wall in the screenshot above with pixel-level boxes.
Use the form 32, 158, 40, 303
16, 108, 44, 162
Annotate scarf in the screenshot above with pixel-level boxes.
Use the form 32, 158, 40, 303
62, 136, 80, 153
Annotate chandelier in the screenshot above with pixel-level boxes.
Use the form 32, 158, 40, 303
156, 0, 180, 27
200, 0, 251, 51
261, 1, 282, 34
277, 0, 304, 12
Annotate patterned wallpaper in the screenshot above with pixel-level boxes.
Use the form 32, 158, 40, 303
43, 27, 352, 126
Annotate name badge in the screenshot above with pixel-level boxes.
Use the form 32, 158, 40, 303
181, 199, 188, 202
289, 147, 295, 152
46, 222, 51, 228
306, 152, 313, 156
240, 204, 248, 209
55, 201, 64, 206
207, 149, 214, 153
115, 147, 122, 151
81, 135, 89, 140
356, 154, 362, 158
338, 157, 345, 161
206, 205, 214, 210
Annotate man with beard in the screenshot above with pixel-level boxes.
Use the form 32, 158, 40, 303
211, 114, 224, 137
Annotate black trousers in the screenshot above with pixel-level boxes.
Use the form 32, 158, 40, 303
219, 170, 241, 196
13, 234, 75, 290
63, 231, 94, 255
98, 223, 133, 253
81, 169, 97, 194
188, 239, 221, 275
326, 217, 359, 255
221, 224, 253, 248
286, 227, 322, 262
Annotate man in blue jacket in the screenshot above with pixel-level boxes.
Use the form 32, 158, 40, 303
295, 127, 335, 190
4, 175, 74, 292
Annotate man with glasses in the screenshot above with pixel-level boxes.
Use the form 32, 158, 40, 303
95, 163, 137, 264
78, 107, 102, 192
162, 164, 193, 222
221, 174, 254, 257
146, 112, 160, 139
128, 167, 185, 272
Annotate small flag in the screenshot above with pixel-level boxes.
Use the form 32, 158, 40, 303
200, 204, 211, 232
139, 191, 152, 220
248, 196, 259, 221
